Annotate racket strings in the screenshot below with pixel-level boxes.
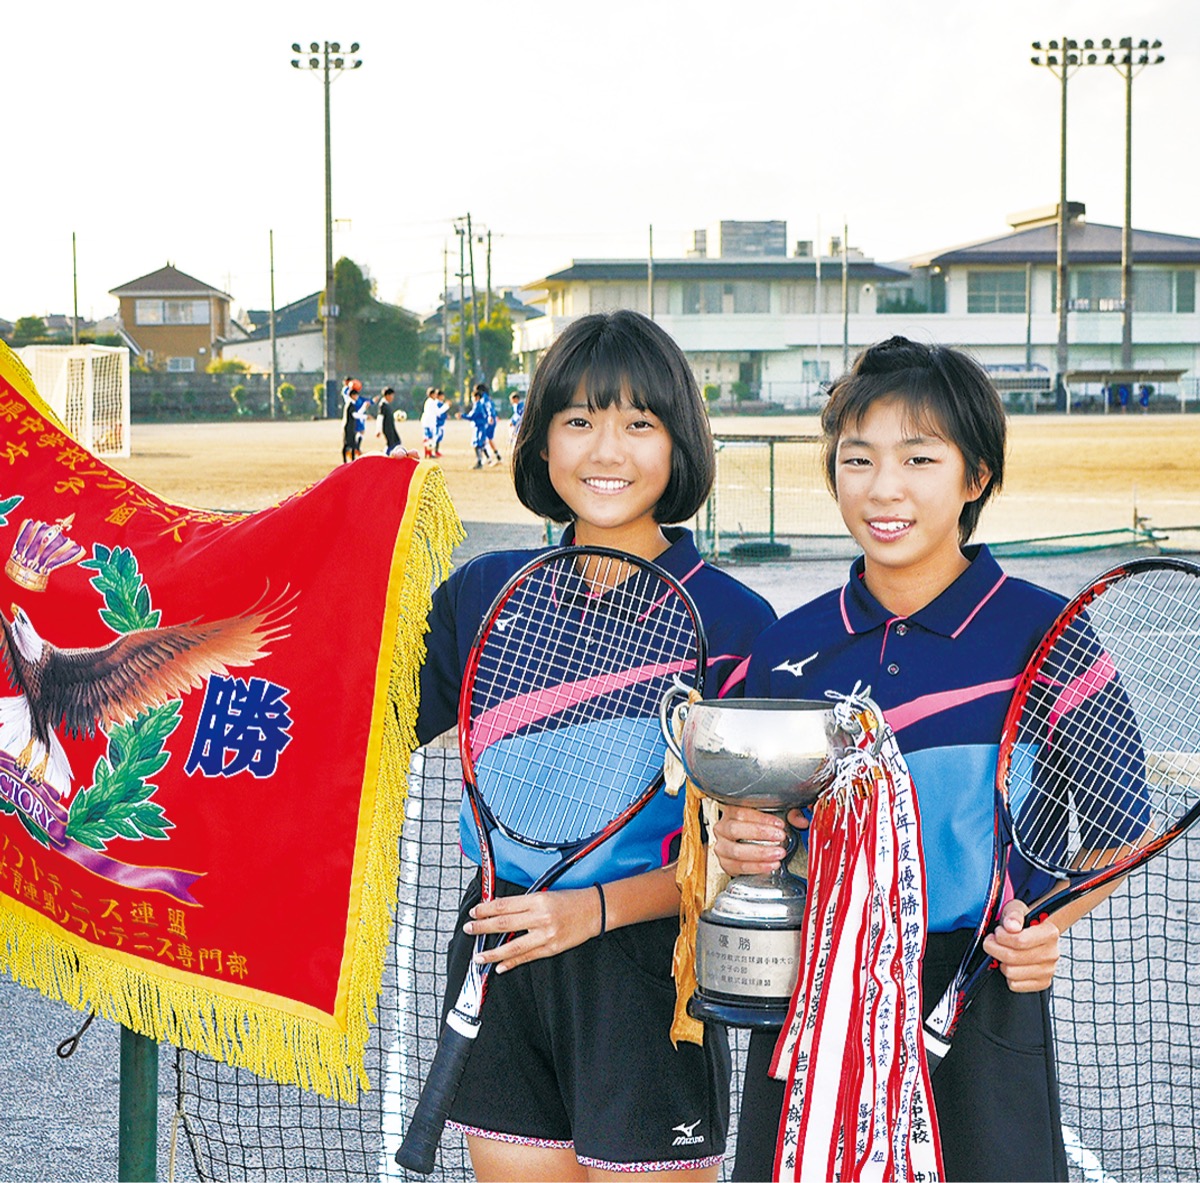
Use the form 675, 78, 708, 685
1010, 565, 1200, 876
468, 553, 700, 846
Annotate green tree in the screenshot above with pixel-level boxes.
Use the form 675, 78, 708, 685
333, 255, 420, 374
206, 357, 251, 374
450, 300, 514, 384
12, 316, 48, 346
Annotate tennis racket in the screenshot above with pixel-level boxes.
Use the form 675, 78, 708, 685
395, 545, 707, 1174
923, 556, 1200, 1072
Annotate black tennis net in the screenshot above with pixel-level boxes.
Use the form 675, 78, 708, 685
175, 741, 1200, 1182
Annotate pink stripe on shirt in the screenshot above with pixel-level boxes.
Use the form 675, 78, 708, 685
884, 677, 1019, 732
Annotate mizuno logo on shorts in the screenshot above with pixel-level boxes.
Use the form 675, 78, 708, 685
672, 1119, 704, 1146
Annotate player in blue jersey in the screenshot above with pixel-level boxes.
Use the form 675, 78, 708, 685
461, 388, 492, 469
416, 310, 776, 1180
714, 337, 1122, 1182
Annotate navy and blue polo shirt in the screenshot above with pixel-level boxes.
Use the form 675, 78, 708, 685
741, 545, 1065, 933
417, 526, 776, 889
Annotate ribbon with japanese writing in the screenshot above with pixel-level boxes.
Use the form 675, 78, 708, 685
772, 692, 944, 1182
0, 343, 462, 1099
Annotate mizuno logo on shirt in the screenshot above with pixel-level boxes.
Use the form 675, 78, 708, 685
672, 1119, 704, 1146
774, 653, 818, 677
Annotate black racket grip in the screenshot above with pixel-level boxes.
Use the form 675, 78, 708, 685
395, 1022, 476, 1174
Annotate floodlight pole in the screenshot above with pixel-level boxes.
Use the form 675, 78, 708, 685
291, 40, 362, 416
1104, 37, 1165, 369
1031, 38, 1116, 403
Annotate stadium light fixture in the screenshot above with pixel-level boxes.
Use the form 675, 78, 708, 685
289, 39, 363, 418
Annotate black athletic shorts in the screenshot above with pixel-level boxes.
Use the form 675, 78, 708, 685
731, 930, 1068, 1183
443, 873, 731, 1171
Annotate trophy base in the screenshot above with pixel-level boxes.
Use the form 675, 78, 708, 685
688, 988, 789, 1029
693, 913, 802, 1029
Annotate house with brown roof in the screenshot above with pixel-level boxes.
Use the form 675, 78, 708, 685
109, 264, 232, 372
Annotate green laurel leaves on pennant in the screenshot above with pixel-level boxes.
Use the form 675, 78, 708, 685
79, 544, 162, 633
66, 704, 181, 849
68, 545, 177, 847
0, 494, 22, 526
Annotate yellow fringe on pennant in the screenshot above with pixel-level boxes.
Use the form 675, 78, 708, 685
0, 342, 465, 1101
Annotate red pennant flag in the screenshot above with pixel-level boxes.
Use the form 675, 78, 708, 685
0, 344, 462, 1099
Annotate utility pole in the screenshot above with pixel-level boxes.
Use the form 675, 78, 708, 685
291, 40, 362, 416
841, 222, 850, 374
648, 225, 655, 318
269, 229, 278, 418
466, 213, 481, 384
441, 243, 449, 371
71, 232, 79, 345
814, 217, 823, 387
485, 229, 492, 323
455, 223, 467, 398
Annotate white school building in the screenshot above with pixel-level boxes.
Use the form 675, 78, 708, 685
515, 210, 1200, 410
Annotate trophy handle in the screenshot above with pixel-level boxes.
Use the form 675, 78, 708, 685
658, 675, 694, 762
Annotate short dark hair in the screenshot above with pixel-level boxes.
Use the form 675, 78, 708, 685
382, 387, 395, 397
820, 336, 1005, 543
512, 310, 715, 524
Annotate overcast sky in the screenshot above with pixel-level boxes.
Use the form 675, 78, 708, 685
4, 0, 1196, 324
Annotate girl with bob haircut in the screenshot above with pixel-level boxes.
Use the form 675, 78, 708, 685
414, 309, 775, 1180
715, 336, 1115, 1182
512, 309, 716, 525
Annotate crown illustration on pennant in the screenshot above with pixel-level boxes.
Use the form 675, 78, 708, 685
6, 515, 86, 592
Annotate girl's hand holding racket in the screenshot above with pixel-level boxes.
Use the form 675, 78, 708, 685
924, 557, 1200, 1071
981, 899, 1062, 993
464, 887, 603, 973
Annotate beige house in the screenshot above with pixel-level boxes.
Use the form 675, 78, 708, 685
109, 264, 232, 372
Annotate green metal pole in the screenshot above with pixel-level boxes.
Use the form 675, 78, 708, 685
768, 439, 777, 545
118, 1025, 158, 1182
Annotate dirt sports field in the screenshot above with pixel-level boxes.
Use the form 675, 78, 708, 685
112, 412, 1200, 547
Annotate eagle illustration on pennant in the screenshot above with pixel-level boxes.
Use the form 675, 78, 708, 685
0, 510, 293, 903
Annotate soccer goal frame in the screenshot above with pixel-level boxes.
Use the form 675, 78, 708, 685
16, 344, 131, 458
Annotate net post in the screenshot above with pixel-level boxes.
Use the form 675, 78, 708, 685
768, 438, 777, 545
118, 1025, 159, 1181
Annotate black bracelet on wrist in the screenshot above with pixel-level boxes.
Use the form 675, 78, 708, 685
593, 882, 607, 936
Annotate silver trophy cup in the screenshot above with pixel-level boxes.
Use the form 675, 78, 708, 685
660, 692, 861, 1028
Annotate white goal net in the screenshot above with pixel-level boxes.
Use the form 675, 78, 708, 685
16, 344, 131, 458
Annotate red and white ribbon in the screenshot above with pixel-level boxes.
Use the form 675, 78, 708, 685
772, 693, 943, 1182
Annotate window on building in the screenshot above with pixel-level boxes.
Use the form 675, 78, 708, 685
135, 298, 211, 326
681, 282, 723, 315
167, 357, 196, 372
1070, 269, 1121, 312
732, 282, 770, 314
967, 271, 1026, 314
1177, 271, 1196, 314
1134, 270, 1174, 314
777, 283, 815, 314
929, 269, 947, 313
588, 284, 646, 314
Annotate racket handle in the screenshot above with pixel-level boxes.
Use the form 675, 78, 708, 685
395, 1020, 477, 1175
